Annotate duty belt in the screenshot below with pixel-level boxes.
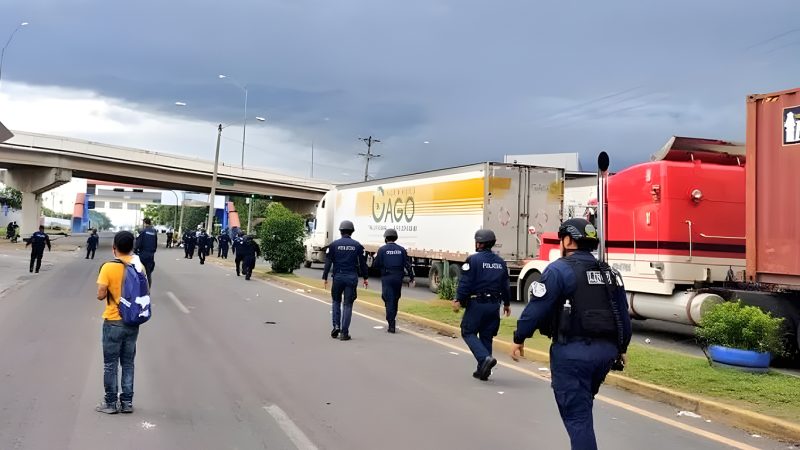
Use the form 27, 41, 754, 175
469, 293, 501, 304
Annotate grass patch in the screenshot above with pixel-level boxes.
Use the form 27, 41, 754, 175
270, 272, 800, 422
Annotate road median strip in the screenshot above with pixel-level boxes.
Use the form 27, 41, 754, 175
252, 269, 800, 442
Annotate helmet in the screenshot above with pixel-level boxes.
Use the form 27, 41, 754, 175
558, 218, 598, 242
383, 229, 398, 240
474, 229, 496, 243
339, 220, 355, 232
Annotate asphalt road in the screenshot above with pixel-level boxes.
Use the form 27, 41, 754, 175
0, 237, 790, 450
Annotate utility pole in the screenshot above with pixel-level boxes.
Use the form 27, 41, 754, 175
358, 136, 381, 182
207, 124, 222, 234
246, 194, 254, 234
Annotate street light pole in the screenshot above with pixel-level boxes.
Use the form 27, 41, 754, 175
208, 124, 222, 234
169, 190, 180, 230
0, 22, 29, 90
242, 87, 248, 167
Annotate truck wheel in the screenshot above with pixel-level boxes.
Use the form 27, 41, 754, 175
521, 271, 542, 303
303, 260, 312, 268
429, 262, 444, 293
448, 263, 461, 286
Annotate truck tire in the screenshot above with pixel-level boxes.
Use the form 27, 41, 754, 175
520, 271, 542, 303
448, 263, 461, 286
429, 262, 444, 293
304, 260, 312, 268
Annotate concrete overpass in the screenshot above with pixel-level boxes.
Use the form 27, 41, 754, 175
0, 129, 332, 234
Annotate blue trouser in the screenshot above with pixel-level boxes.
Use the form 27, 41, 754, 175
139, 253, 155, 287
550, 340, 618, 450
381, 275, 403, 327
460, 301, 501, 367
331, 275, 358, 333
102, 321, 140, 404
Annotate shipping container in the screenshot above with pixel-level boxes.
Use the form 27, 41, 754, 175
746, 87, 800, 288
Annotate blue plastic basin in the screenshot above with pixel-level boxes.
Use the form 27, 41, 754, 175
708, 345, 771, 368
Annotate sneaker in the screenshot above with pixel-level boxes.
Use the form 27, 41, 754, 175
339, 333, 352, 341
330, 328, 340, 339
120, 401, 134, 414
95, 402, 119, 414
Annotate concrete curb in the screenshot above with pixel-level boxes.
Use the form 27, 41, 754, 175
262, 272, 800, 442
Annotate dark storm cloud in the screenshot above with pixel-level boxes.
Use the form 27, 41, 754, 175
2, 0, 799, 178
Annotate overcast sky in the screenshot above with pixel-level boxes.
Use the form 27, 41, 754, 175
0, 1, 797, 182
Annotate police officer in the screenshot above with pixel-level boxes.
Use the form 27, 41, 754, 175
134, 218, 158, 287
510, 218, 632, 450
239, 235, 261, 280
373, 228, 415, 333
233, 231, 246, 276
25, 225, 51, 273
454, 229, 511, 380
207, 233, 216, 256
218, 231, 231, 259
166, 229, 174, 248
322, 220, 368, 341
86, 229, 99, 259
196, 227, 209, 265
183, 228, 197, 259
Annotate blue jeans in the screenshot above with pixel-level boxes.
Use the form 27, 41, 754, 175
331, 276, 358, 333
550, 340, 618, 450
460, 301, 501, 367
381, 276, 403, 327
102, 321, 139, 404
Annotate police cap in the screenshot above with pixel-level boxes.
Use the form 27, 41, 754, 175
558, 218, 598, 242
383, 229, 398, 240
339, 220, 355, 232
474, 229, 496, 243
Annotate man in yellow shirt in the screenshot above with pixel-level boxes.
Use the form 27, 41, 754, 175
95, 231, 145, 414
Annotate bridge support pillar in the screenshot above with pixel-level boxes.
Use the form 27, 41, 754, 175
1, 167, 72, 235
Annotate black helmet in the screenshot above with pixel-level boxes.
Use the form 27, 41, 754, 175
474, 229, 496, 243
339, 220, 355, 232
383, 229, 398, 240
558, 218, 598, 242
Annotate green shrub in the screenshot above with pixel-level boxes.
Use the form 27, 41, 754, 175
695, 300, 785, 355
257, 203, 306, 274
438, 276, 456, 300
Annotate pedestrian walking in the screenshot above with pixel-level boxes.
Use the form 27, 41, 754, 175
25, 225, 51, 273
454, 229, 511, 381
183, 229, 196, 259
510, 218, 631, 450
196, 228, 209, 265
239, 235, 261, 280
134, 218, 158, 287
207, 233, 216, 256
233, 231, 245, 276
322, 220, 368, 341
86, 229, 99, 259
373, 228, 415, 333
166, 229, 174, 248
218, 231, 231, 259
95, 230, 151, 415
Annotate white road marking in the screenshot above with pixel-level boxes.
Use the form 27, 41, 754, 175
167, 291, 191, 314
263, 405, 319, 450
265, 281, 763, 450
449, 351, 459, 356
373, 325, 384, 329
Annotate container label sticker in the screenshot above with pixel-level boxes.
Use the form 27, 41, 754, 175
783, 106, 800, 145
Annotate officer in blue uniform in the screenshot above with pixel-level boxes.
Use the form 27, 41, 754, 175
322, 220, 368, 341
239, 235, 261, 280
218, 231, 231, 259
25, 225, 51, 273
196, 228, 209, 265
134, 218, 158, 287
373, 228, 415, 333
233, 231, 245, 276
454, 229, 511, 380
86, 229, 99, 259
510, 218, 632, 450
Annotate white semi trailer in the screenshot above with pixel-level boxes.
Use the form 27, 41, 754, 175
304, 162, 564, 293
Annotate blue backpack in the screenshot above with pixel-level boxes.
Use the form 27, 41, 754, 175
107, 259, 152, 325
